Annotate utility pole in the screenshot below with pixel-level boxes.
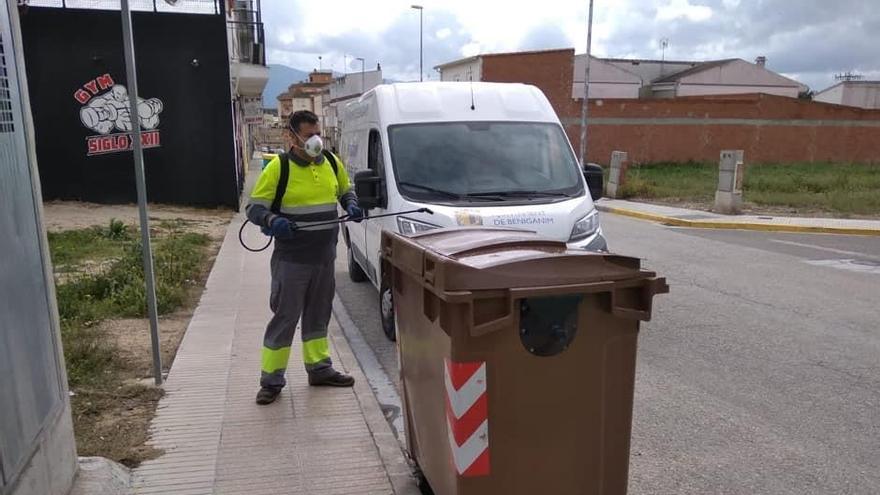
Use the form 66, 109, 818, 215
121, 0, 162, 386
356, 57, 365, 93
411, 5, 424, 81
578, 0, 595, 167
660, 38, 669, 76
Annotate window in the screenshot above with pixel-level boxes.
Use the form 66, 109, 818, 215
388, 122, 583, 203
368, 129, 384, 172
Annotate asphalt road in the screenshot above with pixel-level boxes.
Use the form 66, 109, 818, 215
333, 214, 880, 494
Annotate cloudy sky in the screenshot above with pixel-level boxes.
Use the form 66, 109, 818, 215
263, 0, 879, 93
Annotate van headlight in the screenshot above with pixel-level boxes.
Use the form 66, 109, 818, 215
569, 210, 600, 241
397, 216, 440, 236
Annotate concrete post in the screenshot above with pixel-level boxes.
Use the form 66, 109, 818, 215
715, 150, 744, 214
606, 151, 629, 199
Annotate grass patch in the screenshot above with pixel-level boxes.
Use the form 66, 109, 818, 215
47, 218, 131, 269
618, 161, 717, 202
48, 215, 223, 468
744, 163, 880, 215
617, 162, 880, 216
54, 221, 210, 387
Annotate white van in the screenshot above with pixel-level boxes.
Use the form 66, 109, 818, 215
339, 82, 607, 340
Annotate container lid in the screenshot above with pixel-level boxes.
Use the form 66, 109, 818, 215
382, 227, 656, 293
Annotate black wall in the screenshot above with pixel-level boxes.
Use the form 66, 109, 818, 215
21, 7, 240, 208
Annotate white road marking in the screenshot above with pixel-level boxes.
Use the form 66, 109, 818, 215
770, 239, 880, 261
804, 259, 880, 275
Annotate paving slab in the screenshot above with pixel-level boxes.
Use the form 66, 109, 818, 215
131, 208, 420, 494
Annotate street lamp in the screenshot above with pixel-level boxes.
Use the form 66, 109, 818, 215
411, 5, 423, 82
578, 0, 595, 168
355, 57, 365, 93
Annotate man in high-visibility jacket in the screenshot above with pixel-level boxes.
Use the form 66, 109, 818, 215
246, 110, 363, 405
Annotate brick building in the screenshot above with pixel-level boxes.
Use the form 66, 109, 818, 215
276, 70, 333, 121
434, 49, 880, 165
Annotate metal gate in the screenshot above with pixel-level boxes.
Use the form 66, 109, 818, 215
0, 1, 66, 490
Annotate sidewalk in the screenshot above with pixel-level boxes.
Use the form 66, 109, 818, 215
129, 215, 420, 494
596, 198, 880, 236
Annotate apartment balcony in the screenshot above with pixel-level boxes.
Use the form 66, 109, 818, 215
228, 8, 269, 97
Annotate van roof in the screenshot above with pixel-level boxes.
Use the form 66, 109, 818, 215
359, 82, 560, 125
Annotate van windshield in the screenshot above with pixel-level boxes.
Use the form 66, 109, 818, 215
387, 122, 584, 203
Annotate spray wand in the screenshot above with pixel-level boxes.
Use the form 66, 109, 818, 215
239, 208, 434, 253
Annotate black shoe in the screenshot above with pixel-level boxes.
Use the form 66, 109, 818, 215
309, 370, 355, 387
255, 386, 282, 405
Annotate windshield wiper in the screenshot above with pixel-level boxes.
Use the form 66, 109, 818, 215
399, 182, 498, 201
466, 190, 572, 199
398, 182, 462, 199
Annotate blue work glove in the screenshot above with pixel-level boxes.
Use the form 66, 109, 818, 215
346, 203, 364, 223
261, 216, 296, 239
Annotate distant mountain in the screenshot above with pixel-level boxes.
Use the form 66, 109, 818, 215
262, 64, 309, 108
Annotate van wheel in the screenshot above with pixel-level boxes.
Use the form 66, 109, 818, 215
348, 246, 368, 283
380, 281, 396, 341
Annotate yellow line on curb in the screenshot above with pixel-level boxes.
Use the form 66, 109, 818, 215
597, 206, 880, 237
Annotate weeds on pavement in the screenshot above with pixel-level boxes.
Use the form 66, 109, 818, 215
52, 219, 210, 387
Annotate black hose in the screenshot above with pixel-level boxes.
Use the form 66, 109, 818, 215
238, 219, 273, 252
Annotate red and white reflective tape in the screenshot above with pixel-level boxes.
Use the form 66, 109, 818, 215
444, 359, 490, 477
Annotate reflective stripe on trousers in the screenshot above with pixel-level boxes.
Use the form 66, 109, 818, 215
260, 252, 335, 388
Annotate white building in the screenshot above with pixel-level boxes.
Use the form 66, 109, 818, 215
606, 58, 699, 82
649, 58, 804, 99
572, 55, 642, 99
322, 68, 383, 150
814, 81, 880, 109
329, 69, 384, 100
437, 51, 806, 101
435, 55, 482, 82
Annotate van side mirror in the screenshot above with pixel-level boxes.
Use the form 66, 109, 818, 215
583, 163, 604, 201
354, 169, 386, 210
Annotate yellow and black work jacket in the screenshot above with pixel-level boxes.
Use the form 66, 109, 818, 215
246, 151, 357, 264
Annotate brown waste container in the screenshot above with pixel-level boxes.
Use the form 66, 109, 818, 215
381, 227, 669, 495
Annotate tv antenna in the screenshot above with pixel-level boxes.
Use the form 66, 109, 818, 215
660, 38, 669, 62
835, 71, 864, 82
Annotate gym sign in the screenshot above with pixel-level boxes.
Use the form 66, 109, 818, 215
75, 73, 164, 156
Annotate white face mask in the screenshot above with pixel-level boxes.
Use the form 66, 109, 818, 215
295, 132, 324, 158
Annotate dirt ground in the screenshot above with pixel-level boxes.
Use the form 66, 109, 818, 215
71, 308, 204, 467
45, 201, 234, 468
42, 200, 235, 233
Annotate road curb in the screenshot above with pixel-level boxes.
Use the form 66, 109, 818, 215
596, 204, 880, 236
329, 305, 421, 495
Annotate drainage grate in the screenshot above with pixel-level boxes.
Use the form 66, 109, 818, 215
675, 214, 718, 220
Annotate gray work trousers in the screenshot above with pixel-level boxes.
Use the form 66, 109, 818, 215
260, 252, 335, 389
